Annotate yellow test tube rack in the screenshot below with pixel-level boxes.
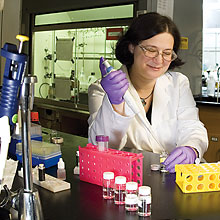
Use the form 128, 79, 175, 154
175, 163, 220, 193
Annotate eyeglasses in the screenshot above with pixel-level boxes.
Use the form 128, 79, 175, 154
138, 45, 178, 62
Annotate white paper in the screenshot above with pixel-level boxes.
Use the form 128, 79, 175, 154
0, 116, 11, 190
157, 0, 174, 19
1, 159, 18, 190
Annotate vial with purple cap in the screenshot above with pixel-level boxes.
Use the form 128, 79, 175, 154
96, 135, 109, 151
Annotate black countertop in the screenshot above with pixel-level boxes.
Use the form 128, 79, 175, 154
195, 95, 220, 106
4, 130, 220, 220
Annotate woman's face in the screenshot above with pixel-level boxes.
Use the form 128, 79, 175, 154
130, 32, 175, 81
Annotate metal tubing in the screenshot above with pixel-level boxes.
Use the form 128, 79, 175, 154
18, 189, 44, 220
20, 75, 37, 192
20, 107, 32, 192
19, 75, 43, 220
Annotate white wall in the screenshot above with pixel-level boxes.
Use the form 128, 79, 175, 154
147, 0, 203, 96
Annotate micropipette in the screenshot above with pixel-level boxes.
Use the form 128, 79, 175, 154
0, 35, 28, 190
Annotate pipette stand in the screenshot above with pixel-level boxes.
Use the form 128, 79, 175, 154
16, 75, 44, 219
0, 35, 44, 219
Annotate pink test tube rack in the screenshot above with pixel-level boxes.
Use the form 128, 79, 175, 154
79, 143, 143, 186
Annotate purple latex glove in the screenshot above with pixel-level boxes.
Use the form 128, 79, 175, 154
164, 146, 197, 173
99, 57, 129, 105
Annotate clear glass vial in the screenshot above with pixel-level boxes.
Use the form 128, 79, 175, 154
125, 194, 138, 211
103, 172, 114, 199
114, 176, 126, 205
96, 135, 109, 151
126, 181, 138, 195
160, 151, 169, 173
125, 182, 138, 211
138, 186, 152, 217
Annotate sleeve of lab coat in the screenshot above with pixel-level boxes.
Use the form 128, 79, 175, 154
88, 81, 135, 149
175, 74, 208, 159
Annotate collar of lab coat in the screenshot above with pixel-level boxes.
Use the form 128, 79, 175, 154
121, 65, 171, 126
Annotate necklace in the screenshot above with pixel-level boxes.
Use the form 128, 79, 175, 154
140, 91, 153, 107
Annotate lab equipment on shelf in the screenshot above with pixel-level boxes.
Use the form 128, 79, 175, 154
114, 176, 126, 205
138, 186, 151, 217
102, 172, 115, 199
79, 143, 143, 187
175, 162, 220, 193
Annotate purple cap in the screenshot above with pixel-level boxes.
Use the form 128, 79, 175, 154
96, 135, 109, 142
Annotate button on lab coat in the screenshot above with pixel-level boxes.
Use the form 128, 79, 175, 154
88, 65, 208, 159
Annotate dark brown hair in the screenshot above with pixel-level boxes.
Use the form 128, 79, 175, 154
115, 12, 184, 70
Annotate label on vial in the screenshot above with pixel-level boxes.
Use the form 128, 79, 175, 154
138, 197, 151, 207
125, 194, 138, 205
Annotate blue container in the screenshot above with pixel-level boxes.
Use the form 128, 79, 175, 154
9, 134, 42, 160
16, 151, 61, 168
16, 140, 61, 168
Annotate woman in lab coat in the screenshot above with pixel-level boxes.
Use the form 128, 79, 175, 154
88, 12, 208, 173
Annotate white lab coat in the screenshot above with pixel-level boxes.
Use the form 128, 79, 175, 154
88, 65, 208, 159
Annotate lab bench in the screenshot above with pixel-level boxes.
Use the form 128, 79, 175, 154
8, 129, 220, 220
34, 96, 220, 162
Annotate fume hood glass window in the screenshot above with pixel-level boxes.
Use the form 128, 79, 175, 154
203, 0, 220, 95
35, 4, 134, 26
33, 26, 127, 105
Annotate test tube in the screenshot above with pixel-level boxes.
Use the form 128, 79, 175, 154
96, 135, 109, 151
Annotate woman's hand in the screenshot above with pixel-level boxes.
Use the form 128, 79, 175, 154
100, 57, 129, 105
164, 146, 197, 173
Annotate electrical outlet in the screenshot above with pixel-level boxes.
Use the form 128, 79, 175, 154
211, 136, 218, 142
